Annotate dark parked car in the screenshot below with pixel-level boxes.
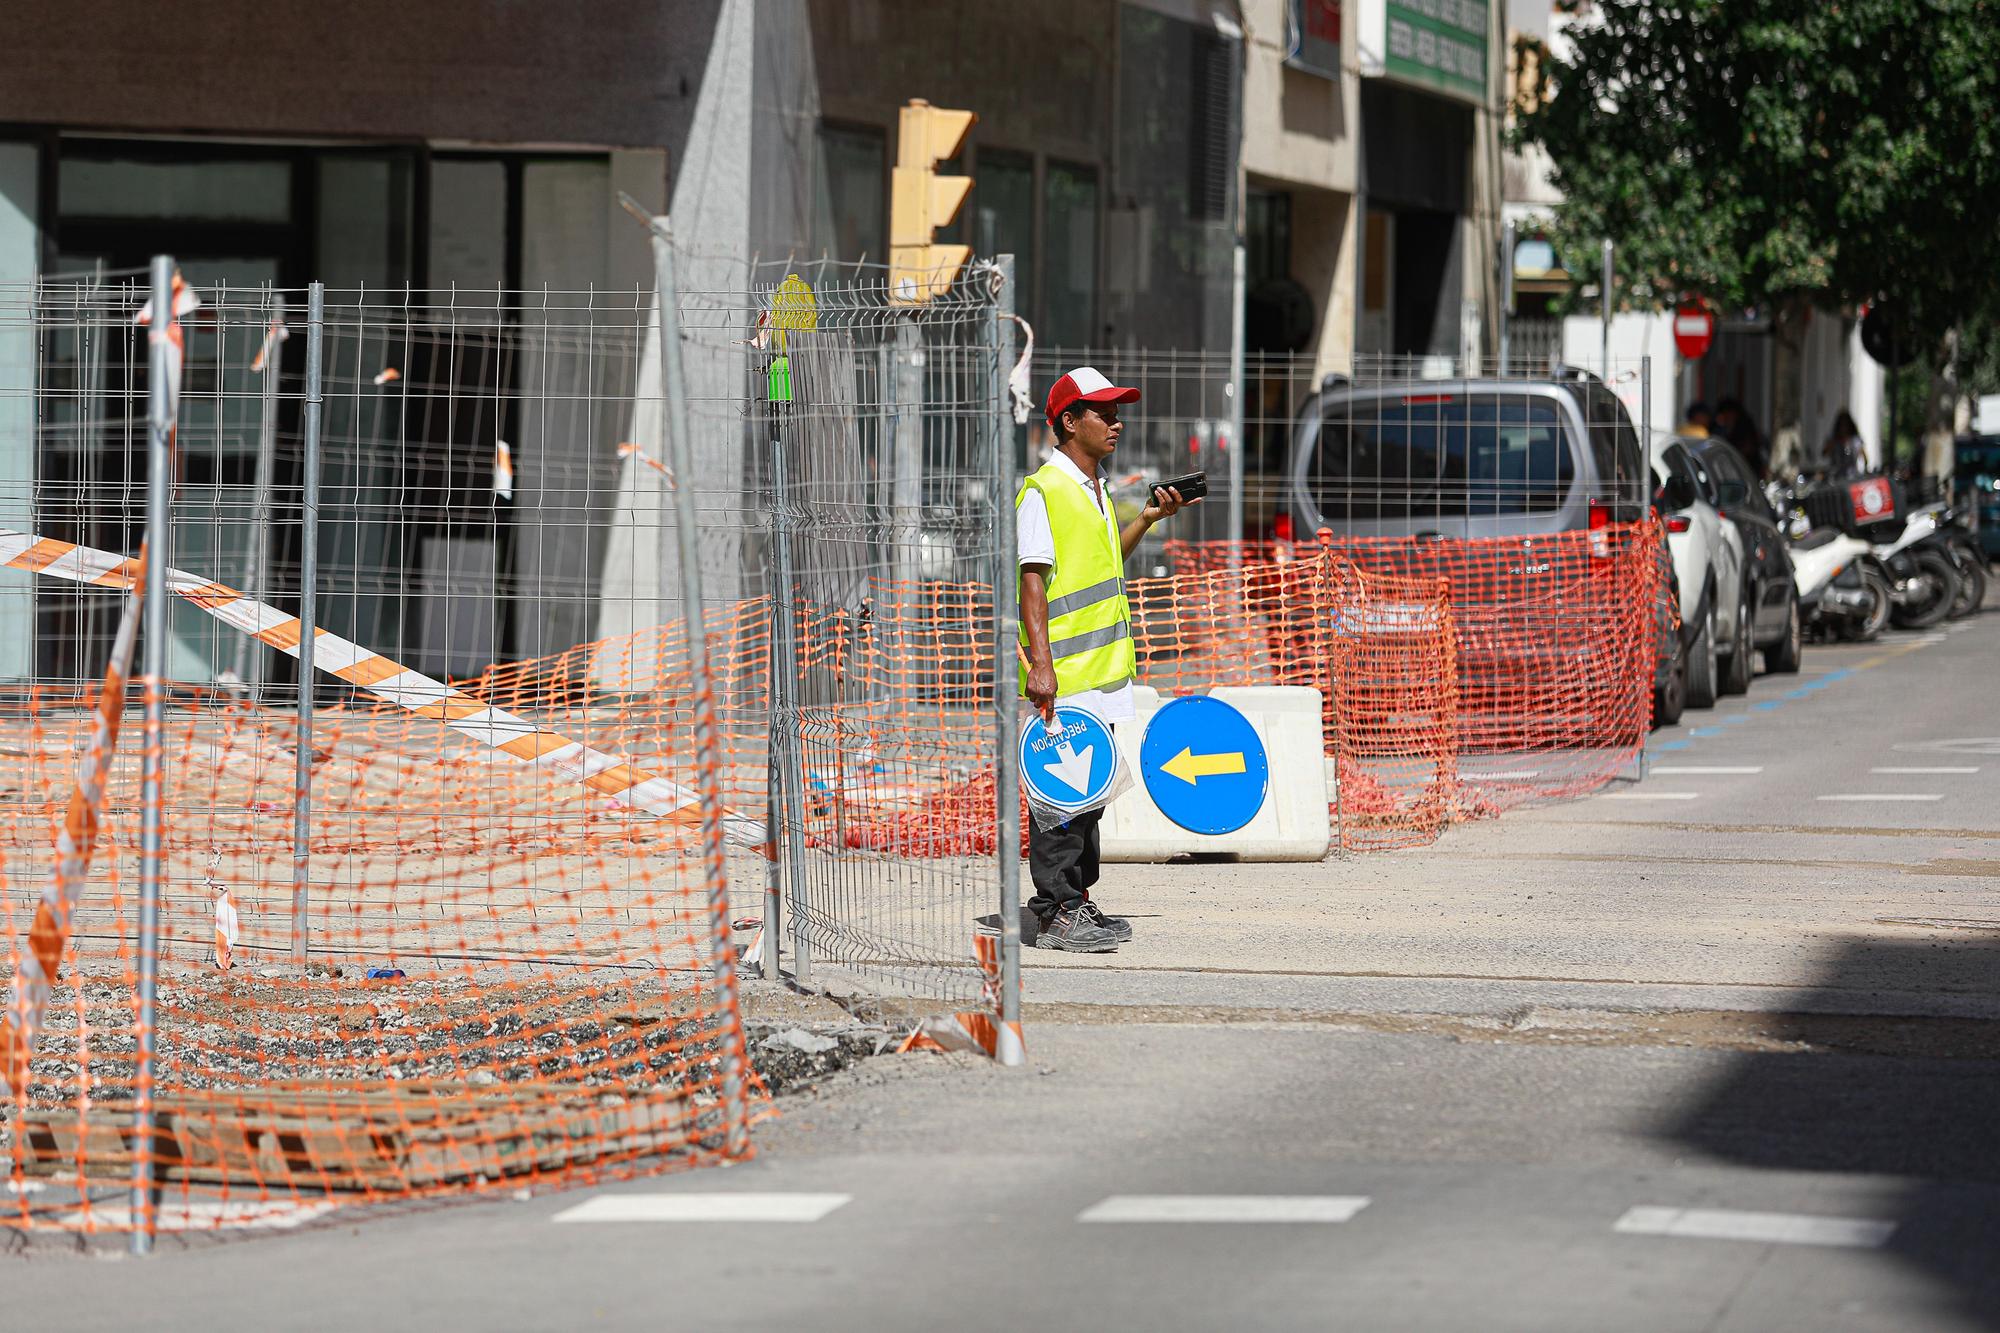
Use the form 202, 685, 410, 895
1688, 437, 1803, 673
1953, 435, 2000, 562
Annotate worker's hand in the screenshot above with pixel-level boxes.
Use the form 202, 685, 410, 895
1025, 660, 1058, 726
1143, 485, 1195, 524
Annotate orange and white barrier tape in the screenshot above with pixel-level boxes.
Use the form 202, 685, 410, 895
3, 280, 194, 1094
249, 313, 288, 373
617, 442, 676, 487
896, 934, 1023, 1063
0, 530, 768, 851
213, 882, 239, 973
0, 588, 141, 1095
136, 273, 199, 423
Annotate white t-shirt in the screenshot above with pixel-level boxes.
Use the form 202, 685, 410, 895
1016, 451, 1135, 723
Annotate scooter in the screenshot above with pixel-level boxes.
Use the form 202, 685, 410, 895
1769, 482, 1892, 641
1870, 504, 1962, 630
1933, 494, 1989, 617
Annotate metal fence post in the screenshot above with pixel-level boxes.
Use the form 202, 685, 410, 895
649, 223, 750, 1154
130, 253, 174, 1256
1227, 241, 1246, 555
890, 317, 923, 638
293, 283, 323, 965
1600, 239, 1614, 379
767, 408, 811, 987
991, 255, 1024, 1067
235, 290, 283, 690
1639, 352, 1653, 780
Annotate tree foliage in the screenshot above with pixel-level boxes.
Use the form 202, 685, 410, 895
1517, 0, 2000, 358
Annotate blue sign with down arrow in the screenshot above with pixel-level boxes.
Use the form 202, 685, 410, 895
1018, 707, 1119, 815
1139, 695, 1270, 835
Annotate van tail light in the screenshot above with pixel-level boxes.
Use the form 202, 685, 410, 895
1589, 499, 1613, 559
1589, 500, 1611, 531
1667, 514, 1692, 534
1273, 512, 1296, 545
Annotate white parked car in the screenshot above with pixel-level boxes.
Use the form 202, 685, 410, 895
1651, 436, 1746, 708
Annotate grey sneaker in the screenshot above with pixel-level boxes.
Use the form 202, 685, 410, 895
1033, 906, 1119, 953
1080, 896, 1133, 943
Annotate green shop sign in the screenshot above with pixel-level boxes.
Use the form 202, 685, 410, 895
1362, 0, 1489, 104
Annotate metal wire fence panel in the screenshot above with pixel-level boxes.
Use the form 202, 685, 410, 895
0, 276, 755, 1232
662, 250, 1009, 1003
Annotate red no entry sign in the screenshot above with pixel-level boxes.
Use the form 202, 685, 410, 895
1673, 302, 1715, 360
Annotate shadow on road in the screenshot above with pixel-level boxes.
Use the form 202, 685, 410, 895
1656, 935, 2000, 1327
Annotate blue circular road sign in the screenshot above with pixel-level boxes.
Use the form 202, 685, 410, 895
1139, 695, 1270, 836
1019, 707, 1119, 814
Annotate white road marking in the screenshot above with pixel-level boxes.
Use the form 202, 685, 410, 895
1078, 1195, 1372, 1224
1600, 792, 1700, 801
552, 1193, 852, 1223
1817, 793, 1944, 802
1649, 766, 1764, 775
1871, 766, 1979, 774
1476, 770, 1542, 779
1614, 1206, 1895, 1249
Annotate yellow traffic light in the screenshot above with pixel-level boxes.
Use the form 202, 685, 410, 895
890, 99, 976, 305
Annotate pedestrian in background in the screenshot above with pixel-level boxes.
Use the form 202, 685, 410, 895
1714, 398, 1771, 478
1822, 410, 1868, 477
1017, 368, 1196, 953
1680, 401, 1713, 439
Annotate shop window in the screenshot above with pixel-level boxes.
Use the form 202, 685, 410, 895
59, 155, 290, 223
319, 155, 412, 290
429, 159, 508, 293
1041, 161, 1098, 351
975, 149, 1035, 331
816, 125, 886, 263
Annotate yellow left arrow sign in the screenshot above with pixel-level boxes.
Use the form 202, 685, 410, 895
1159, 747, 1247, 785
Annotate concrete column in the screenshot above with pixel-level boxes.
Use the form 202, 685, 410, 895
1848, 317, 1886, 469
0, 143, 36, 681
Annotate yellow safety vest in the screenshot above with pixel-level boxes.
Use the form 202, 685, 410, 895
1018, 462, 1137, 696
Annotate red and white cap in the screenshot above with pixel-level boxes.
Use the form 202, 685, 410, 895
1045, 366, 1140, 426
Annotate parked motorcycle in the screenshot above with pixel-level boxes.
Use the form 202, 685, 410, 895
1768, 480, 1892, 642
1934, 495, 1989, 617
1870, 503, 1962, 630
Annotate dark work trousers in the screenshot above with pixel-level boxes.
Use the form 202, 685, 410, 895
1027, 805, 1103, 923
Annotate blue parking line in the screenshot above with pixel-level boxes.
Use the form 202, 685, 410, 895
1666, 664, 1860, 754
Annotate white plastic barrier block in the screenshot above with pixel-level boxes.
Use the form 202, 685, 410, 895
1100, 685, 1330, 862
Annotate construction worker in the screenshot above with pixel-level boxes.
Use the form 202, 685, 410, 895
1017, 368, 1195, 952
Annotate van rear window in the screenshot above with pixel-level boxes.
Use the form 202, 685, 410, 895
1308, 396, 1573, 522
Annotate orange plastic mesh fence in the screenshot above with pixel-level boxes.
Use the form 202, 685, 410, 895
1125, 551, 1459, 849
1, 594, 767, 1232
840, 551, 1462, 856
2, 257, 1020, 1230
1166, 522, 1666, 817
0, 278, 780, 1234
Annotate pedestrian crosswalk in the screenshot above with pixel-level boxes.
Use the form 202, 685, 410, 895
552, 1193, 852, 1223
549, 1190, 1897, 1250
1077, 1195, 1371, 1224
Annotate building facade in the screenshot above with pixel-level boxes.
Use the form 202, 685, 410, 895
0, 0, 1501, 686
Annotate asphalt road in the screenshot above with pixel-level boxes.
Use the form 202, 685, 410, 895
11, 612, 2000, 1331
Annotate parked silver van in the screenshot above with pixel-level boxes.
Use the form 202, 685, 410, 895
1284, 373, 1649, 541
